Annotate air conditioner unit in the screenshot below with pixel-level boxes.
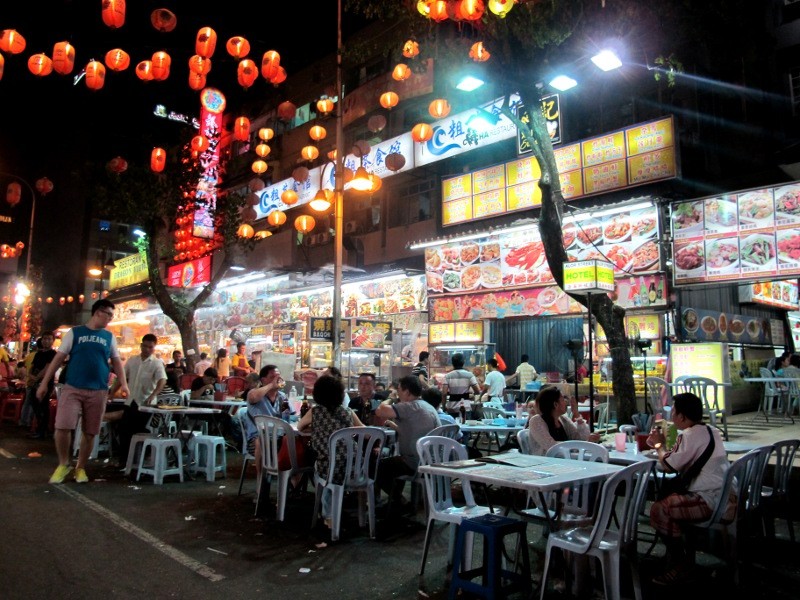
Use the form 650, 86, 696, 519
344, 220, 359, 234
318, 232, 332, 244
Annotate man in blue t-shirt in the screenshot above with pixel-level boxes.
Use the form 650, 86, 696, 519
37, 299, 129, 484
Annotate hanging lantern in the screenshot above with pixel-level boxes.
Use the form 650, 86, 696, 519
151, 51, 171, 81
417, 1, 431, 17
85, 60, 106, 90
234, 116, 250, 142
309, 190, 332, 212
0, 30, 26, 55
254, 230, 272, 239
191, 135, 209, 153
105, 48, 130, 71
261, 50, 281, 79
28, 54, 53, 77
384, 152, 406, 172
429, 1, 449, 22
308, 125, 327, 142
136, 60, 154, 81
251, 160, 268, 174
269, 66, 287, 85
255, 143, 271, 158
402, 40, 420, 59
369, 173, 383, 192
241, 206, 257, 222
78, 294, 85, 303
0, 54, 4, 81
226, 36, 250, 59
281, 190, 298, 206
301, 145, 320, 161
101, 0, 126, 29
107, 156, 128, 173
460, 0, 485, 20
6, 182, 21, 207
412, 123, 434, 143
188, 71, 206, 91
150, 8, 177, 32
392, 63, 412, 81
267, 210, 287, 227
316, 97, 334, 115
35, 177, 53, 195
353, 140, 371, 157
246, 193, 260, 206
487, 0, 514, 18
59, 297, 65, 306
469, 41, 490, 62
46, 297, 53, 304
277, 101, 296, 121
294, 215, 316, 234
196, 27, 217, 58
368, 115, 387, 133
67, 296, 74, 303
151, 147, 166, 172
380, 91, 399, 110
188, 55, 211, 75
250, 178, 265, 192
237, 223, 255, 239
237, 58, 258, 89
429, 98, 451, 119
258, 127, 274, 141
292, 166, 309, 182
52, 41, 76, 75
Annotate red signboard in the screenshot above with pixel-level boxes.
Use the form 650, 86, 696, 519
168, 256, 211, 288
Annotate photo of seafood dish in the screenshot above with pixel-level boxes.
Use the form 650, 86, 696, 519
632, 216, 657, 238
701, 316, 717, 335
747, 319, 760, 339
481, 263, 502, 287
683, 309, 699, 332
603, 217, 631, 244
675, 242, 705, 272
480, 242, 500, 262
705, 238, 739, 270
537, 287, 558, 308
738, 190, 774, 223
605, 245, 632, 272
576, 221, 602, 246
562, 224, 577, 249
504, 241, 546, 272
424, 248, 443, 271
426, 271, 443, 293
580, 248, 605, 261
631, 240, 659, 271
775, 185, 800, 218
777, 230, 800, 264
443, 270, 461, 291
704, 197, 738, 229
441, 245, 461, 267
740, 234, 776, 267
460, 243, 480, 264
460, 265, 482, 290
672, 202, 703, 232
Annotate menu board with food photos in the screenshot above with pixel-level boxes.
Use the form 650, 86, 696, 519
671, 182, 800, 286
738, 280, 800, 311
680, 307, 772, 345
425, 205, 661, 297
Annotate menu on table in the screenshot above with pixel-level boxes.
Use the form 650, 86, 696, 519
672, 182, 800, 285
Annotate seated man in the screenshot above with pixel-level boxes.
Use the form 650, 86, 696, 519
374, 375, 441, 514
421, 387, 462, 441
191, 367, 218, 399
244, 365, 287, 480
648, 392, 731, 585
348, 372, 386, 425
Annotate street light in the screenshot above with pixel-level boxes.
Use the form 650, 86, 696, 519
331, 0, 346, 366
0, 172, 51, 280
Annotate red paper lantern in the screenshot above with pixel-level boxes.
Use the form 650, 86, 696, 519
101, 0, 126, 29
385, 152, 406, 172
237, 223, 255, 238
380, 91, 399, 110
85, 60, 106, 90
428, 1, 448, 21
136, 60, 154, 81
237, 58, 258, 89
309, 125, 327, 141
412, 123, 434, 143
460, 0, 485, 20
392, 64, 411, 81
150, 8, 177, 32
35, 177, 53, 195
28, 54, 53, 77
52, 41, 76, 75
269, 66, 287, 85
294, 215, 316, 234
281, 190, 298, 206
188, 55, 211, 75
429, 98, 451, 119
368, 115, 386, 133
226, 36, 251, 59
261, 50, 281, 79
196, 27, 217, 58
151, 51, 171, 81
316, 97, 334, 115
191, 135, 209, 153
267, 210, 287, 227
151, 147, 166, 172
107, 156, 128, 173
277, 101, 296, 121
6, 182, 21, 206
402, 40, 419, 59
0, 30, 26, 55
469, 41, 490, 62
234, 116, 250, 142
105, 48, 130, 72
301, 145, 319, 161
251, 160, 267, 174
255, 143, 270, 158
188, 71, 206, 91
258, 128, 274, 141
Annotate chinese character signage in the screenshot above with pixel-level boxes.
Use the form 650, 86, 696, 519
428, 320, 484, 344
167, 256, 211, 289
670, 342, 730, 410
193, 88, 226, 239
517, 95, 562, 153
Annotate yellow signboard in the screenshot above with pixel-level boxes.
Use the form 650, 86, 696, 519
108, 253, 149, 291
563, 260, 615, 293
455, 320, 484, 343
559, 170, 584, 199
442, 174, 472, 202
473, 164, 505, 194
442, 198, 472, 225
628, 147, 677, 185
507, 181, 541, 211
669, 342, 729, 410
506, 156, 542, 185
581, 131, 626, 167
429, 322, 455, 344
626, 117, 674, 156
583, 159, 628, 195
473, 189, 506, 219
554, 143, 581, 173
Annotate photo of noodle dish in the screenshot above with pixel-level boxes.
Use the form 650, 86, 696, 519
775, 185, 800, 219
705, 238, 740, 271
704, 197, 738, 229
481, 263, 502, 288
738, 190, 774, 224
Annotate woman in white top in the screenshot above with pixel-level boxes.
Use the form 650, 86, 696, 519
526, 386, 600, 455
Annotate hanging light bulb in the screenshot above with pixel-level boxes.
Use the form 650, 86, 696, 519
309, 189, 332, 212
350, 166, 374, 192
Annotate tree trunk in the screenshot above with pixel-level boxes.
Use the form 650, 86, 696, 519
499, 87, 637, 427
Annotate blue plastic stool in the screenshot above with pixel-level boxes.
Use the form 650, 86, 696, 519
449, 513, 532, 600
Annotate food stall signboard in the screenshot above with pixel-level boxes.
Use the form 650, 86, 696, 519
167, 256, 211, 289
309, 318, 334, 342
563, 260, 615, 293
428, 321, 484, 344
681, 308, 771, 345
671, 181, 800, 286
109, 253, 149, 290
669, 342, 729, 410
738, 280, 799, 311
352, 319, 392, 348
454, 321, 484, 343
429, 322, 456, 344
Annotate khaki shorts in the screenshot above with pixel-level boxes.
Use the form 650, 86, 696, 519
55, 384, 108, 435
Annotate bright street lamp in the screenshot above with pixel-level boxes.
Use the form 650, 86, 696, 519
591, 49, 622, 72
548, 74, 577, 91
456, 75, 485, 92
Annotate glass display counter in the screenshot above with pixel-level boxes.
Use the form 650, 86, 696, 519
429, 343, 496, 385
341, 348, 392, 388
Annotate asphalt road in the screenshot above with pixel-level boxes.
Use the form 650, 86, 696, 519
2, 424, 799, 600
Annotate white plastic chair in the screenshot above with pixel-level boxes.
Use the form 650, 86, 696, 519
618, 424, 637, 443
254, 415, 314, 521
237, 412, 255, 496
593, 402, 611, 434
645, 376, 670, 414
757, 367, 786, 420
540, 460, 654, 600
517, 429, 532, 455
674, 376, 729, 440
429, 424, 460, 439
416, 435, 496, 576
311, 426, 386, 542
762, 439, 799, 541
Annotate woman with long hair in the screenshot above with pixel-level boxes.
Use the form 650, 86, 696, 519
527, 385, 600, 455
213, 348, 231, 379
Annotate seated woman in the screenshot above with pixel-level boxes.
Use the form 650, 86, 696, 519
647, 392, 731, 585
297, 374, 364, 528
527, 386, 600, 455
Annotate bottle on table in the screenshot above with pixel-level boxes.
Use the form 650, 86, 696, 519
300, 396, 310, 418
459, 403, 466, 424
281, 400, 291, 422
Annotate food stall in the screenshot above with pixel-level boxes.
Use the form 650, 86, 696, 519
428, 320, 495, 386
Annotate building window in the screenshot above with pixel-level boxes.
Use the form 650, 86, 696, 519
790, 68, 800, 116
388, 177, 435, 228
99, 220, 110, 232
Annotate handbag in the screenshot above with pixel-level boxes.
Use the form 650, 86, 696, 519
659, 425, 715, 498
277, 436, 311, 471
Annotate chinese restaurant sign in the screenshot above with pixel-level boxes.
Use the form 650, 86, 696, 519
597, 313, 662, 342
109, 253, 149, 290
441, 116, 676, 227
680, 307, 772, 345
517, 95, 562, 152
671, 181, 800, 286
193, 88, 226, 239
738, 280, 799, 311
167, 256, 211, 289
428, 320, 485, 344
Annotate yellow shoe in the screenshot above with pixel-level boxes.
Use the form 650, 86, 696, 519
49, 465, 72, 484
74, 468, 89, 483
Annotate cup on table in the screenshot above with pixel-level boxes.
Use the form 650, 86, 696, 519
614, 432, 627, 452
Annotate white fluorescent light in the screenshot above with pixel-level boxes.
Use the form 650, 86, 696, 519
456, 75, 485, 92
589, 200, 653, 219
133, 229, 146, 237
591, 50, 622, 72
549, 75, 577, 91
229, 265, 246, 271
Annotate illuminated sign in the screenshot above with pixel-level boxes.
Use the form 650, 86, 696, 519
153, 104, 200, 129
428, 320, 484, 343
193, 91, 226, 239
738, 280, 799, 310
670, 342, 730, 410
167, 256, 211, 288
517, 94, 562, 152
563, 260, 615, 293
108, 253, 149, 290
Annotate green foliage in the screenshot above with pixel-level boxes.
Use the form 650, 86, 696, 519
653, 54, 684, 88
